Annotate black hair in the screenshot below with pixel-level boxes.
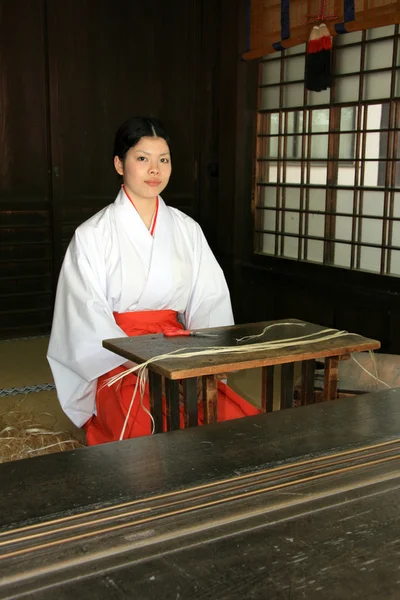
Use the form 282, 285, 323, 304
113, 116, 171, 161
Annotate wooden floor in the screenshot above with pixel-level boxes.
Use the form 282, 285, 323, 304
0, 387, 399, 599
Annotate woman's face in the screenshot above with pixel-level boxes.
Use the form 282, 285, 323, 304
114, 136, 172, 201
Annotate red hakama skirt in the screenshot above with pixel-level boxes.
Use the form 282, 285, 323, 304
84, 310, 260, 445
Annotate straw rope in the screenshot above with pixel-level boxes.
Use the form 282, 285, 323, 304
100, 325, 371, 440
0, 411, 84, 463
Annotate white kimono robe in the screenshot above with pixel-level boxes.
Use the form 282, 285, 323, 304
47, 189, 234, 427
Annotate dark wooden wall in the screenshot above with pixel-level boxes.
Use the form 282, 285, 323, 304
0, 1, 51, 338
0, 0, 217, 338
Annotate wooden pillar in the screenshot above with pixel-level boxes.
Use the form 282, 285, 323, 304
323, 356, 339, 401
148, 371, 163, 433
165, 379, 180, 431
300, 359, 316, 405
202, 375, 218, 424
280, 363, 294, 410
261, 366, 274, 412
183, 377, 198, 428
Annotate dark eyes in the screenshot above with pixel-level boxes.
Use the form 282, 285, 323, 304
136, 156, 170, 163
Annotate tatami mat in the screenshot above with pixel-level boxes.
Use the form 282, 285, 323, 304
0, 336, 53, 389
0, 391, 86, 445
0, 337, 86, 461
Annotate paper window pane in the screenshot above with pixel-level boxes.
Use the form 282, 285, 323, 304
395, 162, 400, 188
283, 83, 304, 108
283, 211, 300, 235
308, 214, 325, 237
341, 106, 357, 131
365, 39, 394, 70
285, 44, 306, 56
270, 113, 280, 135
312, 109, 330, 132
337, 165, 356, 186
337, 189, 355, 214
282, 235, 299, 259
257, 160, 270, 183
334, 243, 351, 268
260, 86, 280, 110
306, 240, 324, 263
285, 56, 305, 82
286, 110, 303, 134
261, 60, 281, 85
285, 165, 302, 184
310, 134, 328, 159
393, 193, 400, 217
390, 250, 400, 275
284, 187, 300, 209
267, 165, 278, 183
391, 221, 400, 247
259, 187, 276, 208
359, 246, 381, 273
336, 76, 359, 103
339, 133, 355, 160
361, 218, 383, 245
366, 103, 384, 129
309, 165, 327, 185
364, 72, 392, 100
268, 138, 279, 160
367, 25, 395, 40
336, 46, 361, 74
308, 188, 326, 210
364, 132, 381, 159
335, 31, 362, 46
307, 88, 330, 106
262, 234, 276, 255
262, 209, 277, 231
362, 162, 383, 187
362, 191, 384, 216
336, 216, 353, 241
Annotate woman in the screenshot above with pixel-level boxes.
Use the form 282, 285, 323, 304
47, 117, 259, 445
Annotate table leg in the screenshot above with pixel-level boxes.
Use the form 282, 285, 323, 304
148, 371, 163, 433
165, 379, 180, 431
280, 363, 294, 410
183, 377, 198, 428
300, 359, 316, 405
323, 356, 339, 401
202, 375, 218, 424
261, 366, 274, 412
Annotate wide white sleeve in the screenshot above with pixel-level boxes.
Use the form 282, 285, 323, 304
47, 233, 127, 426
185, 226, 234, 330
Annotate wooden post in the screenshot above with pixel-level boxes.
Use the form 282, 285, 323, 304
300, 359, 316, 405
183, 377, 198, 428
261, 366, 274, 412
323, 356, 339, 401
165, 379, 180, 431
280, 363, 294, 410
202, 375, 218, 424
148, 371, 163, 433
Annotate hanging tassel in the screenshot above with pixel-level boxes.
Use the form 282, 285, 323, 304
305, 22, 332, 92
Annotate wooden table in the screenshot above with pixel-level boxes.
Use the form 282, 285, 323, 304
103, 319, 380, 433
1, 388, 400, 599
